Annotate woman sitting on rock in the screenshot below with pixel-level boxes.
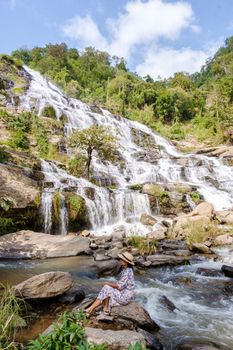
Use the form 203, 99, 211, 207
86, 252, 135, 316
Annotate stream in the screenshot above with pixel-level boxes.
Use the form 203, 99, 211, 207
1, 251, 233, 349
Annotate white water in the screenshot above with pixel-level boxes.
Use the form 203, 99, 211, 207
20, 67, 233, 234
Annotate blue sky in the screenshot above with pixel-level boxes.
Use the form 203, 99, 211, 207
1, 0, 233, 78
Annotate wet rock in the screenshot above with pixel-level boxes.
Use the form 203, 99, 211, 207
146, 254, 190, 266
213, 234, 233, 246
107, 247, 121, 259
13, 271, 73, 299
147, 229, 166, 240
137, 328, 163, 350
159, 295, 178, 312
190, 243, 212, 254
221, 265, 233, 278
111, 302, 159, 330
0, 231, 91, 259
160, 240, 188, 251
58, 286, 85, 304
177, 340, 229, 350
196, 268, 223, 277
85, 327, 146, 350
81, 230, 91, 237
96, 259, 119, 278
140, 213, 157, 226
161, 250, 191, 257
95, 254, 111, 261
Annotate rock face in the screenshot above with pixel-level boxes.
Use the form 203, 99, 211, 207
13, 271, 73, 299
85, 327, 146, 350
0, 230, 90, 259
111, 302, 158, 330
0, 164, 39, 209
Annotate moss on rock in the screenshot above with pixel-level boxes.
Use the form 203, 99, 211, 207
65, 193, 89, 231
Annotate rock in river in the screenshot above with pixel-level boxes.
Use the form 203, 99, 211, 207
85, 327, 146, 350
13, 271, 73, 299
221, 265, 233, 278
0, 230, 90, 259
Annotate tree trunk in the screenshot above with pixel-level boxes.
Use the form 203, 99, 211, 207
86, 147, 92, 181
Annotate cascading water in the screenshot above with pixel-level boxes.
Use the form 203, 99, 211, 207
20, 66, 233, 235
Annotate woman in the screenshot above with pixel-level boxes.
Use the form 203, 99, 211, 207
86, 251, 135, 316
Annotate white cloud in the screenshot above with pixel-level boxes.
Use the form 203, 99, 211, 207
62, 15, 108, 51
108, 0, 197, 58
61, 0, 219, 79
136, 41, 221, 79
62, 0, 198, 58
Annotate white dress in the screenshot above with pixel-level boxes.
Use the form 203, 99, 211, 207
97, 267, 135, 310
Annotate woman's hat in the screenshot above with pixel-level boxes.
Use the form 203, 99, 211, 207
118, 251, 135, 265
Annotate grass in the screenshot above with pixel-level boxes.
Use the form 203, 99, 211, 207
0, 285, 26, 350
185, 221, 220, 245
128, 235, 157, 255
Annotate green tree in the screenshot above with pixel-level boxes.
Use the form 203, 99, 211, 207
69, 125, 117, 180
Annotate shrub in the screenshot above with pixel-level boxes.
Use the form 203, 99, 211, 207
67, 154, 86, 177
32, 116, 49, 156
26, 311, 108, 350
0, 146, 8, 163
0, 285, 26, 349
41, 105, 57, 119
128, 235, 157, 255
8, 129, 30, 151
190, 191, 202, 204
0, 196, 16, 211
186, 221, 220, 245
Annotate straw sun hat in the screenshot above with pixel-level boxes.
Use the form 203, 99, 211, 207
117, 251, 135, 265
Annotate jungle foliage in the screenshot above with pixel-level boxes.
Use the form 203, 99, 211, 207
10, 37, 233, 145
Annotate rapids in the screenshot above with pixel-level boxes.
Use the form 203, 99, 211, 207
1, 252, 233, 349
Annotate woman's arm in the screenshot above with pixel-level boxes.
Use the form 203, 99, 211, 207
102, 281, 120, 289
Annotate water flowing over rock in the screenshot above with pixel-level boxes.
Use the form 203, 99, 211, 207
17, 66, 233, 235
13, 271, 73, 299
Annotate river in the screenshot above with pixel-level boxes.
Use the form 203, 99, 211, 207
1, 251, 233, 349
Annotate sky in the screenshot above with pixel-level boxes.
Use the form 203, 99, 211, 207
0, 0, 233, 79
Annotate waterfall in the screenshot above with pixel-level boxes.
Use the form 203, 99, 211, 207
19, 66, 233, 234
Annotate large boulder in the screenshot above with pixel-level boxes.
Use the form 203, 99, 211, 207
221, 265, 233, 278
213, 234, 233, 246
216, 210, 233, 225
111, 302, 158, 330
140, 213, 157, 226
172, 215, 211, 239
189, 202, 214, 218
0, 230, 90, 259
190, 243, 212, 254
85, 327, 146, 350
145, 254, 190, 267
13, 271, 73, 299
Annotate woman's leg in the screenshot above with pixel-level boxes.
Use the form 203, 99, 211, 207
103, 297, 110, 313
86, 298, 101, 314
